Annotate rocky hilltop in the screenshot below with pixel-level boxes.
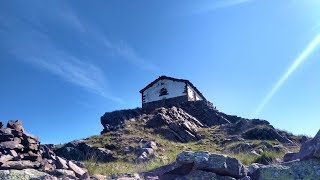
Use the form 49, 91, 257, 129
51, 100, 316, 179
3, 100, 315, 179
100, 101, 298, 144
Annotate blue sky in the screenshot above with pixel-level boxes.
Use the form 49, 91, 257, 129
1, 0, 320, 144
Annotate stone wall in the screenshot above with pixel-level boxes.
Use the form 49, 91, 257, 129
142, 95, 189, 110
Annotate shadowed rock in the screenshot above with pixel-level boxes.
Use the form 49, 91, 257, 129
284, 129, 320, 162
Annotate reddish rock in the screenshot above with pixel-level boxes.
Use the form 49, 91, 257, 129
0, 160, 40, 170
0, 154, 14, 164
67, 160, 86, 177
55, 156, 68, 169
7, 120, 25, 133
22, 151, 42, 161
13, 137, 22, 144
0, 141, 24, 150
40, 159, 56, 171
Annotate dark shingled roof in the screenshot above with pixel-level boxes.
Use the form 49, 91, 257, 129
139, 75, 206, 100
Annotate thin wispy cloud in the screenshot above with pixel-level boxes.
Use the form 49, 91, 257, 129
111, 40, 159, 71
8, 32, 123, 103
191, 0, 252, 15
252, 34, 320, 117
1, 1, 158, 103
51, 1, 158, 72
1, 5, 123, 103
28, 56, 123, 103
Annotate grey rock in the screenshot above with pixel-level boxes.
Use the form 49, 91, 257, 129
7, 120, 24, 133
55, 146, 85, 161
149, 107, 204, 142
0, 160, 40, 170
50, 169, 76, 177
238, 176, 251, 180
54, 141, 114, 162
283, 152, 297, 162
176, 151, 247, 178
227, 143, 253, 153
90, 147, 113, 162
40, 145, 55, 159
0, 141, 24, 150
247, 163, 264, 176
243, 127, 293, 144
9, 150, 18, 158
143, 141, 157, 150
284, 129, 320, 162
140, 148, 154, 155
40, 159, 56, 171
91, 174, 107, 180
67, 160, 86, 178
107, 173, 141, 180
177, 170, 236, 180
251, 158, 320, 180
55, 156, 68, 169
0, 154, 13, 164
0, 128, 13, 135
0, 168, 51, 180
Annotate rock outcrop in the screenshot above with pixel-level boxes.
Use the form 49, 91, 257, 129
284, 129, 320, 162
250, 159, 320, 180
100, 101, 232, 135
0, 120, 89, 179
147, 107, 204, 142
100, 101, 294, 144
136, 139, 158, 163
140, 129, 320, 180
144, 151, 247, 179
54, 140, 114, 162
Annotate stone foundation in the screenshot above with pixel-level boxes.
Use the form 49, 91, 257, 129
142, 95, 189, 110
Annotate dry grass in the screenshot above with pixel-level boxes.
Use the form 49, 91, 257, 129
81, 119, 301, 175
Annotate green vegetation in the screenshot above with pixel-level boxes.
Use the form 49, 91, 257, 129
84, 159, 166, 175
80, 119, 301, 175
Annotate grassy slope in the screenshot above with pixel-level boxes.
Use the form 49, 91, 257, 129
81, 120, 300, 175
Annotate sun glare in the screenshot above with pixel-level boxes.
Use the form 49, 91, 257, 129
252, 33, 320, 118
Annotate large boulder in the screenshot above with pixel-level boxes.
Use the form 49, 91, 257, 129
176, 170, 236, 180
178, 100, 231, 126
147, 107, 204, 142
54, 146, 85, 161
242, 126, 293, 144
284, 129, 320, 162
0, 168, 52, 180
0, 160, 40, 170
0, 141, 24, 150
100, 108, 143, 133
6, 120, 24, 133
136, 139, 158, 163
176, 151, 247, 178
251, 158, 320, 180
54, 140, 114, 162
143, 151, 247, 179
